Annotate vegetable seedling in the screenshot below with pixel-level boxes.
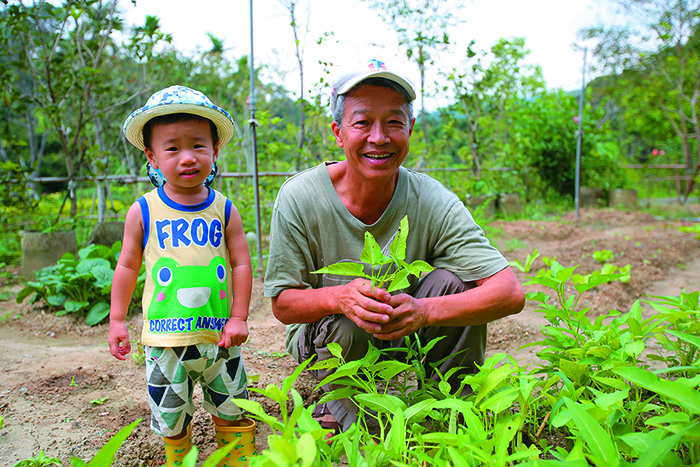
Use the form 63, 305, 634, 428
312, 216, 433, 292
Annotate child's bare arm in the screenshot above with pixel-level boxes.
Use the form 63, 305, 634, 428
108, 202, 144, 360
218, 203, 253, 348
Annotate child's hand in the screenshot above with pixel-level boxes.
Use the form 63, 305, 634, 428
108, 320, 131, 360
218, 317, 249, 349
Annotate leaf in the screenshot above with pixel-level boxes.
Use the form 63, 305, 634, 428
355, 393, 407, 414
406, 259, 434, 276
360, 231, 391, 265
91, 266, 114, 288
296, 433, 317, 467
632, 424, 693, 467
389, 215, 409, 261
16, 286, 39, 303
77, 258, 110, 275
81, 418, 141, 466
615, 367, 700, 415
575, 274, 623, 293
479, 386, 520, 414
386, 268, 410, 292
312, 262, 368, 277
47, 294, 67, 306
85, 301, 111, 326
64, 300, 90, 313
564, 398, 619, 467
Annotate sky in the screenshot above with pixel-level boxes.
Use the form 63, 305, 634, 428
120, 0, 613, 109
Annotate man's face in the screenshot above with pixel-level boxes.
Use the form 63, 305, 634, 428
332, 84, 414, 183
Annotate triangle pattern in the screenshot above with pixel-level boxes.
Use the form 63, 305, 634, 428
162, 409, 183, 430
215, 346, 229, 362
149, 363, 171, 386
225, 356, 240, 380
162, 387, 187, 409
171, 346, 185, 359
183, 346, 201, 361
148, 385, 167, 406
172, 364, 188, 384
208, 373, 228, 393
206, 387, 229, 408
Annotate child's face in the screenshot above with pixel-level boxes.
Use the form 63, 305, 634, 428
145, 119, 218, 193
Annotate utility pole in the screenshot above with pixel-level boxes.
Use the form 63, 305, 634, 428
575, 47, 587, 221
249, 0, 264, 277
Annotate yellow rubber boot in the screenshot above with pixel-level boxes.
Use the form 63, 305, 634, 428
163, 424, 192, 467
215, 417, 257, 467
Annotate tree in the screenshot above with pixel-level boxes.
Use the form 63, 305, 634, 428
443, 38, 544, 181
360, 0, 463, 147
580, 0, 700, 201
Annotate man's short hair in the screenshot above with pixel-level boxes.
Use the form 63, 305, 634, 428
332, 77, 414, 129
142, 113, 219, 150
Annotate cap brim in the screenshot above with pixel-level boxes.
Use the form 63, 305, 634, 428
123, 103, 235, 151
337, 71, 416, 101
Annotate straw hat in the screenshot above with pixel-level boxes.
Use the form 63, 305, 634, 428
123, 85, 235, 151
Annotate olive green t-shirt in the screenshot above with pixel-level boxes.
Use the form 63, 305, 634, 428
263, 162, 508, 358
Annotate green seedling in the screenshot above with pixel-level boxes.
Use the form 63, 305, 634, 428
592, 249, 614, 263
11, 450, 61, 467
0, 415, 3, 429
69, 376, 77, 387
509, 247, 540, 273
678, 223, 700, 239
132, 344, 145, 366
312, 215, 433, 292
90, 396, 109, 405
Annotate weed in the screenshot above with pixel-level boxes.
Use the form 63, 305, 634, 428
90, 396, 109, 405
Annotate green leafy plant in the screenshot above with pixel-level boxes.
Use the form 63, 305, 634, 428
69, 376, 77, 387
312, 216, 433, 292
509, 247, 540, 273
16, 242, 145, 326
11, 451, 62, 467
592, 249, 614, 263
90, 397, 109, 405
678, 223, 700, 239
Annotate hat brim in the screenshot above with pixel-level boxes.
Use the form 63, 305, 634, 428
123, 103, 235, 151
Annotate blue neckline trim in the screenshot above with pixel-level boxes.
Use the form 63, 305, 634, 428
156, 186, 215, 211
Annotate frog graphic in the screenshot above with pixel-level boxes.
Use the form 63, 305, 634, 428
147, 256, 229, 321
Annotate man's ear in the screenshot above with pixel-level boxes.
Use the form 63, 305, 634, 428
331, 121, 344, 148
145, 148, 157, 168
409, 118, 416, 136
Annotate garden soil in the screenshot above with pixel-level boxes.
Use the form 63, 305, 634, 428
1, 207, 699, 466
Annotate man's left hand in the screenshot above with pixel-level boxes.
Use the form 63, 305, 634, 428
372, 294, 429, 340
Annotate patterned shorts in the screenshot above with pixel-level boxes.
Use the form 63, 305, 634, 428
145, 343, 248, 437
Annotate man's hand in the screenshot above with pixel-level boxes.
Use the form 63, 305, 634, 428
219, 317, 249, 348
108, 320, 131, 360
372, 293, 429, 340
336, 278, 394, 333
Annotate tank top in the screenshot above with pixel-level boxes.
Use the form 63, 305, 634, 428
138, 186, 233, 347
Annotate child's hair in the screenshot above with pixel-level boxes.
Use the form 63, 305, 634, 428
142, 113, 219, 150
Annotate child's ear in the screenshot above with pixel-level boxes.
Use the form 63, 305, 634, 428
145, 148, 158, 168
212, 146, 219, 163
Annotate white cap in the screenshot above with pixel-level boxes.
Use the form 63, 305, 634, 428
331, 59, 416, 113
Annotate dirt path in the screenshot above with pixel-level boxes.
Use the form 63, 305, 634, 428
1, 208, 699, 466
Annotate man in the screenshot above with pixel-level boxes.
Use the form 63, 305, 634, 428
263, 58, 525, 431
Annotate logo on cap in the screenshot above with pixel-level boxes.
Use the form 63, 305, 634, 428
368, 59, 386, 71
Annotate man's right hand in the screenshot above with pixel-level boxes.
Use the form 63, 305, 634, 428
335, 279, 394, 333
